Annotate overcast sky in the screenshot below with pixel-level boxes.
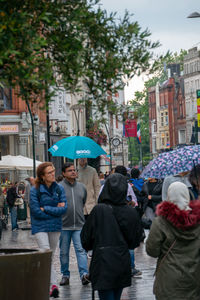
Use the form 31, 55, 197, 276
99, 0, 200, 99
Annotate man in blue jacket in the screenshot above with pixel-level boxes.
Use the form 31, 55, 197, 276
59, 162, 90, 286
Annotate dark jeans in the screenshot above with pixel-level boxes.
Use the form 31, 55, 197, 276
98, 288, 123, 300
10, 206, 18, 230
129, 249, 135, 269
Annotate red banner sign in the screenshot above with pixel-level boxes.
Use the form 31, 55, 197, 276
124, 119, 137, 137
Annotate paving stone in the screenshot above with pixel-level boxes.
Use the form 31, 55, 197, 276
0, 226, 156, 299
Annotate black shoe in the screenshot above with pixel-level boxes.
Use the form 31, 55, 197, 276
132, 269, 142, 277
81, 274, 90, 285
60, 276, 69, 286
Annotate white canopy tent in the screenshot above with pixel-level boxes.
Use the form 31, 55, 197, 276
0, 155, 42, 170
0, 155, 42, 182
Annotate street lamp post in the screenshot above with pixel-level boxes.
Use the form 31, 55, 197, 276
105, 123, 112, 171
25, 99, 36, 178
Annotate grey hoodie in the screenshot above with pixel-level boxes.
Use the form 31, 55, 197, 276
60, 179, 87, 230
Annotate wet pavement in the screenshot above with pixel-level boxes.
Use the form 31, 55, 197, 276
0, 222, 156, 300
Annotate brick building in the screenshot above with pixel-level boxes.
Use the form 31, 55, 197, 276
148, 66, 186, 155
0, 87, 47, 180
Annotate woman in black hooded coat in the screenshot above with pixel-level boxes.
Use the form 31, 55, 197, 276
81, 173, 142, 300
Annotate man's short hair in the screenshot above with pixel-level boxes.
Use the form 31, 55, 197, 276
131, 168, 140, 179
115, 165, 127, 176
62, 162, 74, 173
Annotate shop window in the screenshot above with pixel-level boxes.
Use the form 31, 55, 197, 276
0, 136, 9, 156
0, 88, 12, 110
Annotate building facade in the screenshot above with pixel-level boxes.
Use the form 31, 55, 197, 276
0, 87, 47, 181
183, 47, 200, 144
148, 67, 186, 156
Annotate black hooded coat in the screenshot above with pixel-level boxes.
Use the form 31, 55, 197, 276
80, 173, 142, 291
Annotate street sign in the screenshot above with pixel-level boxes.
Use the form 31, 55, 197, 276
196, 89, 200, 98
198, 114, 200, 127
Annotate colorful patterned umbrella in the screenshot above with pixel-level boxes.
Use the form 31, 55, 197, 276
141, 145, 200, 179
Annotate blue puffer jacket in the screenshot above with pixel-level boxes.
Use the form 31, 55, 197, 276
30, 182, 67, 234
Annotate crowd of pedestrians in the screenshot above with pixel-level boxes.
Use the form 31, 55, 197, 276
0, 161, 200, 300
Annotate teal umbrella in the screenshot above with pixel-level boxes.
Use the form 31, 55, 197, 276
48, 136, 107, 159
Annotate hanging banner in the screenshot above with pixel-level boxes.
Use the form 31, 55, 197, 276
124, 119, 137, 137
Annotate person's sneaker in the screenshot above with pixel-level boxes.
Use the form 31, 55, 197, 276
60, 276, 69, 286
81, 274, 90, 285
87, 252, 92, 259
132, 269, 142, 277
50, 285, 59, 298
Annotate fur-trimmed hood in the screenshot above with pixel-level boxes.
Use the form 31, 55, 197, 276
156, 200, 200, 230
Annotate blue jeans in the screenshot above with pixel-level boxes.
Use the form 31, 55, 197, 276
10, 206, 18, 230
129, 249, 135, 269
59, 230, 88, 278
98, 288, 123, 300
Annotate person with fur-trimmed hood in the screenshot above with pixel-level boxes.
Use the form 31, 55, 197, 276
146, 181, 200, 300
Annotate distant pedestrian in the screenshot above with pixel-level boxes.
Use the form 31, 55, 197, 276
59, 162, 90, 286
6, 182, 19, 231
142, 178, 162, 221
146, 182, 200, 300
30, 162, 67, 298
129, 167, 145, 215
77, 158, 100, 220
189, 164, 200, 200
81, 173, 142, 300
162, 171, 191, 201
0, 186, 4, 218
114, 165, 141, 277
24, 177, 35, 223
99, 172, 105, 186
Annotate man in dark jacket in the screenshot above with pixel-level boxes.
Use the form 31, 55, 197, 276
59, 162, 89, 286
6, 182, 19, 231
81, 173, 142, 300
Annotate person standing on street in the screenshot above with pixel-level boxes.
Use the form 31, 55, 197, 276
114, 165, 141, 278
6, 182, 19, 231
142, 177, 163, 221
189, 164, 200, 200
77, 158, 100, 220
59, 162, 90, 286
24, 177, 35, 223
0, 186, 5, 218
30, 162, 67, 298
146, 182, 200, 300
81, 173, 142, 300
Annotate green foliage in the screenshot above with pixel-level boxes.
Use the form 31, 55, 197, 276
128, 95, 151, 167
0, 0, 160, 112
